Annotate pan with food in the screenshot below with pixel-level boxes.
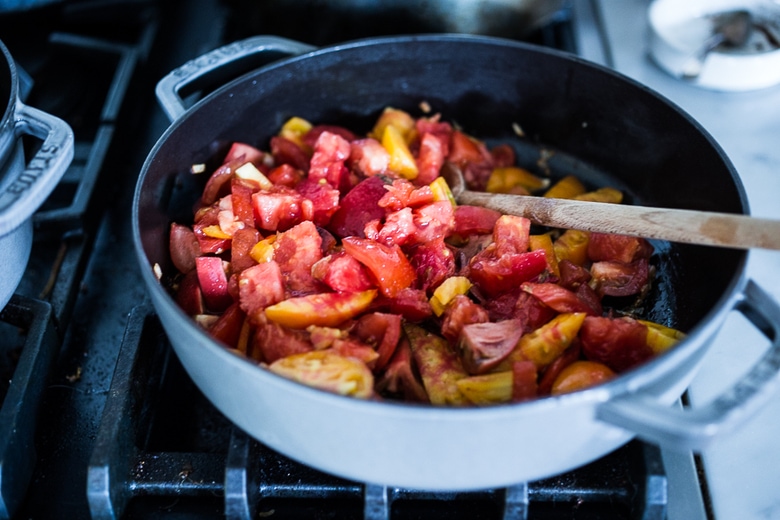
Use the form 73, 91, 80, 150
133, 35, 780, 490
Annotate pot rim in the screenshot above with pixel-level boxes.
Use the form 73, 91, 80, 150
133, 33, 751, 417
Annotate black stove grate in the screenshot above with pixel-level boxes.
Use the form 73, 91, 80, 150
88, 305, 668, 520
0, 296, 58, 519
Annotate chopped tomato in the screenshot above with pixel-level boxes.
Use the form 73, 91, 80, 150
251, 186, 306, 232
550, 360, 615, 395
453, 205, 502, 237
580, 316, 654, 372
169, 222, 201, 273
272, 220, 323, 294
511, 360, 539, 402
328, 175, 389, 239
590, 258, 650, 298
270, 135, 310, 172
223, 141, 268, 168
521, 282, 601, 316
349, 138, 390, 177
264, 289, 377, 329
587, 233, 654, 263
353, 312, 402, 371
312, 251, 375, 293
308, 130, 351, 187
168, 107, 675, 407
208, 302, 246, 349
468, 249, 548, 298
375, 337, 429, 403
342, 236, 416, 299
195, 256, 233, 312
238, 261, 285, 322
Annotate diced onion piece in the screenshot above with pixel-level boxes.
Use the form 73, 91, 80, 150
268, 350, 374, 398
430, 276, 472, 317
235, 162, 273, 190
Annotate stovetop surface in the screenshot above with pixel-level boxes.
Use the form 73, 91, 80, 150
3, 0, 756, 518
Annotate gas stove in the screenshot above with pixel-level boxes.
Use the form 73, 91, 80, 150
1, 0, 778, 518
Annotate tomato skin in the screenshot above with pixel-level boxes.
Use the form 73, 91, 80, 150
175, 269, 204, 316
328, 176, 389, 239
230, 227, 261, 275
169, 222, 201, 273
342, 236, 416, 299
195, 256, 233, 312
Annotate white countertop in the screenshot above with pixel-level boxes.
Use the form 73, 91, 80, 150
575, 1, 780, 518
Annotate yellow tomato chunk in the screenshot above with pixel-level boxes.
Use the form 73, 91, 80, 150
456, 371, 512, 406
551, 360, 615, 395
279, 116, 313, 148
519, 312, 586, 369
382, 125, 419, 179
640, 320, 686, 354
264, 290, 377, 329
544, 175, 586, 199
430, 276, 472, 317
269, 350, 374, 398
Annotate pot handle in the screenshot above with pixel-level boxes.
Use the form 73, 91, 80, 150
156, 36, 317, 122
597, 279, 780, 452
0, 103, 74, 236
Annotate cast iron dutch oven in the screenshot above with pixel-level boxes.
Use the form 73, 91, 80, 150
133, 35, 780, 490
0, 39, 74, 310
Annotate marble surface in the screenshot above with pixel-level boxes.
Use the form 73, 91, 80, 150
575, 1, 780, 518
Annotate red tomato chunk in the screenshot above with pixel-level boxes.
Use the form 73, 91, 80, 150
166, 106, 685, 405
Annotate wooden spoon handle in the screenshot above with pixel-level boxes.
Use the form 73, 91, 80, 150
459, 191, 780, 250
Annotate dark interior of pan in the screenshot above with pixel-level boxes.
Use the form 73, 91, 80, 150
137, 35, 747, 336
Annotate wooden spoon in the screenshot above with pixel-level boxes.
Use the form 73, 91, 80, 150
441, 164, 780, 251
